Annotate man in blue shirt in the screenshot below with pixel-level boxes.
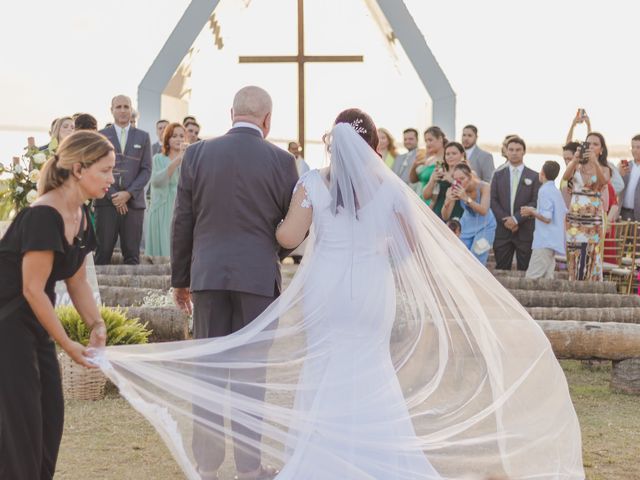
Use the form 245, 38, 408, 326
520, 161, 567, 279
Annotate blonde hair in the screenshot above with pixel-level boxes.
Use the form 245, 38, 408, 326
50, 116, 74, 142
39, 131, 114, 195
377, 128, 397, 158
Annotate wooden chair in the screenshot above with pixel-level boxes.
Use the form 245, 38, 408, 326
603, 221, 634, 294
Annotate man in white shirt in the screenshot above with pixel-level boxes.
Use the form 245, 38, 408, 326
619, 134, 640, 221
461, 124, 495, 182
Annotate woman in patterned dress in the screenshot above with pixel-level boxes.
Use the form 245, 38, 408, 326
562, 132, 610, 281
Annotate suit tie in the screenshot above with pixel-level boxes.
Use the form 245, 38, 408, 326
510, 168, 520, 215
119, 127, 127, 152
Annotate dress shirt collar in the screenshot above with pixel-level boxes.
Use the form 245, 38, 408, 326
232, 122, 264, 137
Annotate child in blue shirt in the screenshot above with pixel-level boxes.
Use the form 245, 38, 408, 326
520, 160, 568, 279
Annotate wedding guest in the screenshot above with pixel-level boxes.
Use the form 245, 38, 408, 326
152, 119, 169, 156
446, 218, 461, 237
490, 137, 540, 271
461, 124, 494, 182
74, 113, 98, 131
183, 115, 197, 125
494, 134, 518, 173
42, 117, 75, 152
426, 141, 466, 219
619, 134, 640, 221
566, 111, 624, 193
95, 94, 152, 265
185, 120, 201, 144
392, 128, 419, 185
288, 141, 310, 176
376, 128, 397, 169
560, 142, 581, 206
521, 161, 567, 279
444, 163, 496, 265
603, 180, 620, 264
0, 130, 113, 479
562, 132, 610, 281
131, 109, 139, 128
409, 126, 447, 203
146, 123, 186, 257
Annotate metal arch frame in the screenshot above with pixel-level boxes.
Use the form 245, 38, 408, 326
137, 0, 456, 138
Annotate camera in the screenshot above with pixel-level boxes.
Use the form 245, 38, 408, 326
578, 141, 590, 164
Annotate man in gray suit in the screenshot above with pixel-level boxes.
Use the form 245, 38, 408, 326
95, 95, 151, 264
392, 128, 419, 185
171, 86, 298, 480
619, 134, 640, 221
462, 124, 495, 182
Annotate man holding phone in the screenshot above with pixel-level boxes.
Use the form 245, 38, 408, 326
619, 134, 640, 221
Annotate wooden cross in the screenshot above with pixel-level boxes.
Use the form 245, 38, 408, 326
239, 0, 363, 155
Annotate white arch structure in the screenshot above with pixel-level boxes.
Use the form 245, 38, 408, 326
137, 0, 456, 138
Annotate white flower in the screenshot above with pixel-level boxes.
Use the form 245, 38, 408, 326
29, 170, 40, 183
26, 189, 38, 204
13, 164, 23, 174
32, 152, 47, 165
523, 178, 533, 186
16, 186, 24, 194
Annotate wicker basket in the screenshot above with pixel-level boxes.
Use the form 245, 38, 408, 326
58, 351, 107, 401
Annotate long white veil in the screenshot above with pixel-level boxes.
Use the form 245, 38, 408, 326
96, 123, 584, 479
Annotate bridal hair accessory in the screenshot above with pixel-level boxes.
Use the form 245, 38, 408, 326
349, 118, 367, 135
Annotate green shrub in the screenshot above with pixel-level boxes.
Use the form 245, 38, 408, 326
56, 305, 152, 346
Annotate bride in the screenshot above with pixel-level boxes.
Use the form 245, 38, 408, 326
97, 109, 585, 479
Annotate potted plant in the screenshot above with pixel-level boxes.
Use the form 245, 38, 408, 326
56, 305, 152, 400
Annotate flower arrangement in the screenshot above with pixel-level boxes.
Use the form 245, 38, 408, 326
0, 137, 52, 216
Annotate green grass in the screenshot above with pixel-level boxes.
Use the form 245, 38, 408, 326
55, 360, 640, 479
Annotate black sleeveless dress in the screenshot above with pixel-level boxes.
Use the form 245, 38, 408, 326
0, 204, 96, 480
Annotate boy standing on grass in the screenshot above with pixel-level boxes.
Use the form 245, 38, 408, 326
520, 160, 567, 279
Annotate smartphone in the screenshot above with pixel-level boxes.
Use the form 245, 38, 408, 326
579, 141, 590, 164
621, 159, 629, 167
579, 108, 587, 120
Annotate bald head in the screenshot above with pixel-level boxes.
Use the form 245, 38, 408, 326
231, 86, 272, 136
110, 95, 133, 127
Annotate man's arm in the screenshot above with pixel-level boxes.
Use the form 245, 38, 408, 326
490, 170, 511, 221
125, 131, 152, 201
481, 152, 495, 183
171, 146, 195, 288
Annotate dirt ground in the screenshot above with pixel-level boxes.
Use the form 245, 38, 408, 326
55, 360, 640, 479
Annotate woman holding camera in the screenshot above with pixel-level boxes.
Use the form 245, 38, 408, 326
0, 131, 114, 479
562, 132, 610, 281
442, 163, 496, 265
425, 141, 467, 219
409, 126, 446, 204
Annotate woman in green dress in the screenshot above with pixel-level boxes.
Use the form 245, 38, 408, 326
145, 122, 187, 257
409, 126, 447, 204
423, 141, 467, 220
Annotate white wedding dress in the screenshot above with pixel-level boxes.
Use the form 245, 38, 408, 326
97, 124, 585, 479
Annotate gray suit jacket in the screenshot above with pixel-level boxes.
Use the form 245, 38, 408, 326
490, 165, 540, 242
96, 125, 152, 209
392, 149, 418, 184
171, 127, 299, 297
467, 146, 495, 182
621, 169, 640, 220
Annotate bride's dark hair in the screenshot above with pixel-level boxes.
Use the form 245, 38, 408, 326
334, 108, 379, 151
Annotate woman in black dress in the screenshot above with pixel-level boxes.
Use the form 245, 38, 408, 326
0, 130, 115, 480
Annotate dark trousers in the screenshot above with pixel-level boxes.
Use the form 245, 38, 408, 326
620, 207, 635, 221
494, 235, 533, 271
0, 313, 64, 480
191, 289, 276, 475
94, 205, 144, 265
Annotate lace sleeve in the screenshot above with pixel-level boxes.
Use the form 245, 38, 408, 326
293, 176, 312, 209
276, 173, 314, 249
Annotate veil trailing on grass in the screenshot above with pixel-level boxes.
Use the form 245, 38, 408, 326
95, 124, 584, 479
